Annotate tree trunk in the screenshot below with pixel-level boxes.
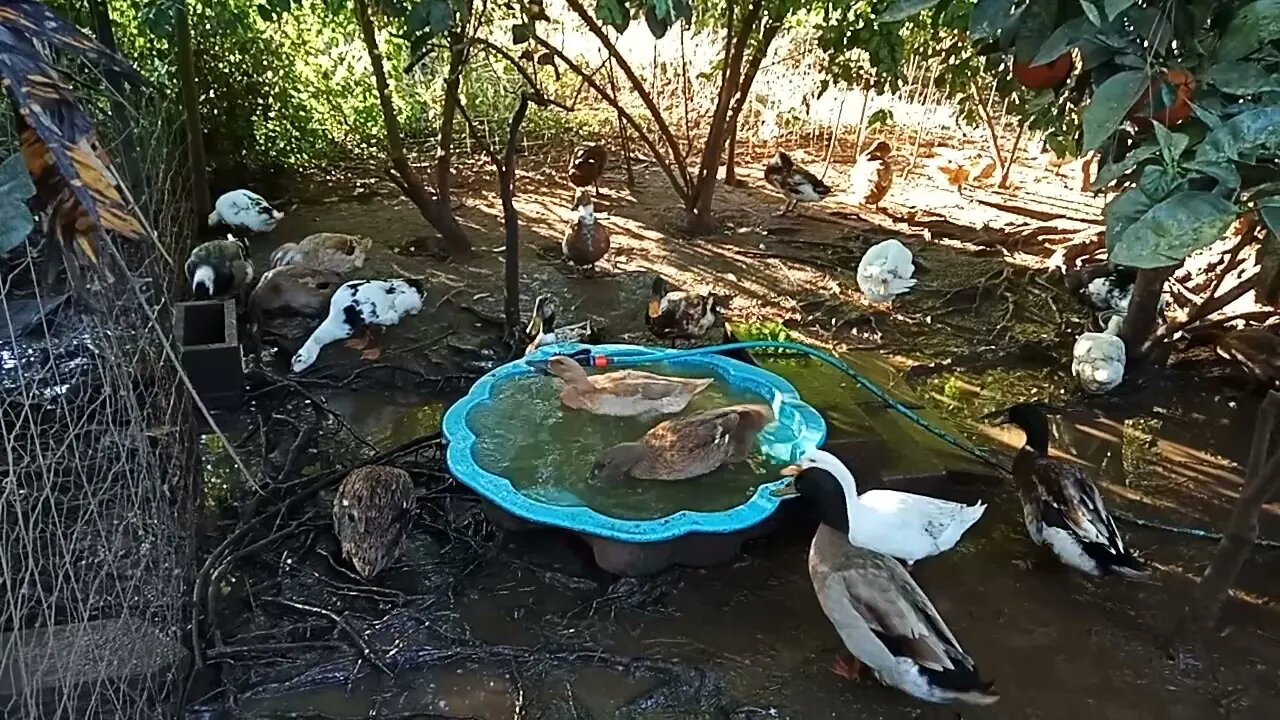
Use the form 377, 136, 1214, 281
724, 116, 740, 186
1120, 266, 1175, 360
87, 0, 141, 194
969, 78, 1007, 181
1182, 392, 1280, 631
499, 97, 531, 338
174, 0, 210, 231
354, 0, 470, 258
436, 6, 470, 210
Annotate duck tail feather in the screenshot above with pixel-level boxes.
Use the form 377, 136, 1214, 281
888, 277, 917, 295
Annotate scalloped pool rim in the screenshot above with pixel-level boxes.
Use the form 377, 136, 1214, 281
443, 343, 827, 544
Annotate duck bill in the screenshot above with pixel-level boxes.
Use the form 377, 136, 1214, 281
770, 478, 799, 498
779, 464, 801, 477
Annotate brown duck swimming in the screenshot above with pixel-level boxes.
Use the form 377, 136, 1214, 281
333, 465, 415, 579
568, 142, 608, 193
562, 189, 610, 274
589, 403, 773, 481
543, 355, 713, 416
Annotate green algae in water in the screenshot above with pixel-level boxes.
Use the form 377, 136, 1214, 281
466, 366, 788, 520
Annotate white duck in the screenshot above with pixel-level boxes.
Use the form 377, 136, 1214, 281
780, 450, 985, 566
1072, 314, 1125, 394
209, 189, 284, 234
291, 278, 425, 373
857, 239, 917, 304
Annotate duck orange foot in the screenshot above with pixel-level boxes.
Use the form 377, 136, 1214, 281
831, 653, 863, 682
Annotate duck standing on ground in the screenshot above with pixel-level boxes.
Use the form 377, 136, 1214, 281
291, 278, 425, 372
764, 150, 831, 216
270, 233, 371, 275
524, 295, 600, 355
590, 404, 773, 481
248, 265, 344, 349
647, 276, 721, 341
1072, 314, 1126, 394
769, 473, 1000, 706
985, 403, 1148, 578
208, 189, 284, 234
541, 355, 714, 416
562, 188, 610, 275
186, 235, 254, 301
780, 449, 985, 566
333, 465, 415, 579
857, 239, 916, 304
848, 139, 894, 208
568, 142, 608, 194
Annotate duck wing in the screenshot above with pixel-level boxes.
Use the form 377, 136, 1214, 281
1032, 457, 1129, 556
856, 490, 985, 559
632, 408, 742, 479
785, 164, 831, 196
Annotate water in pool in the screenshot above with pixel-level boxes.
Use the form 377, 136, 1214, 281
466, 365, 790, 520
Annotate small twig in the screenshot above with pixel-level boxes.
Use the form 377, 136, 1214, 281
268, 597, 394, 677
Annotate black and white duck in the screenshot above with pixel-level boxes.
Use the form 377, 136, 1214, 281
208, 189, 284, 234
524, 295, 600, 355
291, 278, 425, 372
186, 234, 254, 301
763, 150, 831, 216
985, 403, 1148, 578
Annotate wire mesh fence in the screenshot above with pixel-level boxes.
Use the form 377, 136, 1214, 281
0, 42, 198, 720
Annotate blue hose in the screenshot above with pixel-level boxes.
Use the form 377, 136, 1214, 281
574, 341, 1011, 472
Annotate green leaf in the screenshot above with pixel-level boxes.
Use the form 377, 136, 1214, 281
1262, 198, 1280, 235
1105, 187, 1155, 253
1092, 145, 1160, 190
1080, 1, 1104, 26
669, 0, 692, 22
1203, 61, 1280, 95
1137, 164, 1184, 202
408, 0, 454, 36
512, 21, 532, 45
1012, 0, 1058, 63
1083, 70, 1149, 152
1111, 192, 1240, 268
594, 0, 629, 32
1150, 121, 1189, 166
0, 153, 36, 254
1215, 0, 1280, 62
1031, 17, 1095, 66
644, 2, 672, 37
969, 0, 1021, 42
1256, 217, 1280, 303
1183, 160, 1242, 189
1196, 108, 1280, 162
881, 0, 945, 23
1104, 0, 1135, 19
1191, 102, 1224, 129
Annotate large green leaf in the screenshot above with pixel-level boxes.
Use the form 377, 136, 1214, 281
1104, 0, 1135, 19
881, 0, 945, 23
1150, 121, 1189, 166
1031, 17, 1096, 66
1204, 61, 1280, 95
1091, 145, 1160, 190
0, 153, 37, 254
1083, 70, 1149, 152
969, 0, 1022, 42
644, 2, 672, 37
407, 0, 453, 36
1263, 198, 1280, 233
1080, 1, 1104, 26
1111, 192, 1240, 268
1104, 187, 1154, 253
1214, 0, 1280, 62
1137, 164, 1184, 202
594, 0, 629, 32
1013, 0, 1058, 63
1195, 108, 1280, 162
1183, 159, 1243, 189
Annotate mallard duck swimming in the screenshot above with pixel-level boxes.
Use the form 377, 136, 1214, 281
1072, 314, 1126, 394
764, 150, 831, 216
568, 142, 608, 193
857, 239, 916, 304
248, 264, 344, 349
771, 474, 999, 705
208, 189, 284, 234
291, 278, 425, 372
590, 403, 773, 481
333, 465, 414, 579
848, 139, 894, 207
186, 234, 254, 301
780, 449, 985, 566
524, 295, 600, 355
647, 276, 720, 340
1213, 328, 1280, 387
270, 233, 371, 275
542, 355, 714, 417
986, 403, 1148, 578
562, 188, 610, 274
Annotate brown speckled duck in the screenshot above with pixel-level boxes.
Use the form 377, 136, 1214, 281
543, 355, 714, 417
562, 189, 610, 275
647, 276, 721, 341
589, 403, 774, 482
568, 142, 608, 193
270, 233, 372, 275
333, 465, 415, 579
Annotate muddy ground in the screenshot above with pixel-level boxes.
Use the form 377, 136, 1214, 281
195, 146, 1280, 719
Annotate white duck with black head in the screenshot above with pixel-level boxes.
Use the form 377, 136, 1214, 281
779, 449, 985, 566
208, 188, 284, 234
985, 403, 1148, 578
291, 278, 425, 373
771, 459, 999, 705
